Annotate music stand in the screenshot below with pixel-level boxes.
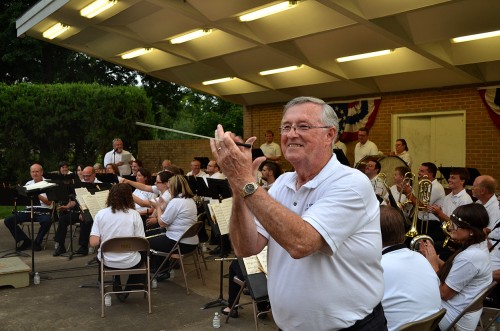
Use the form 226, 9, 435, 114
95, 173, 119, 184
333, 149, 350, 167
0, 186, 31, 258
16, 183, 56, 280
202, 179, 232, 310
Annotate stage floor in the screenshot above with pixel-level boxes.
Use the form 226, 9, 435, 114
0, 219, 276, 331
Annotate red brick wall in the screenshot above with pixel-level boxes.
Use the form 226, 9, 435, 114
138, 86, 500, 183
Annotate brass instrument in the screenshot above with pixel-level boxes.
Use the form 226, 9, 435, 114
410, 234, 434, 251
405, 175, 433, 238
442, 218, 453, 247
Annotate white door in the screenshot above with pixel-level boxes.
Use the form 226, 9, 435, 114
392, 111, 466, 175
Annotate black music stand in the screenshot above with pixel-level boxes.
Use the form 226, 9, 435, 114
96, 173, 119, 184
202, 180, 232, 310
0, 186, 31, 258
16, 183, 56, 280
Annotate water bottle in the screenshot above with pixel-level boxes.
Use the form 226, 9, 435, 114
33, 272, 40, 285
212, 312, 221, 329
202, 243, 207, 253
105, 294, 112, 307
151, 278, 158, 289
170, 270, 175, 280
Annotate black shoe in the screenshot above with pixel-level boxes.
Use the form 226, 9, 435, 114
53, 245, 66, 256
258, 312, 268, 320
156, 272, 170, 282
75, 246, 88, 256
115, 292, 129, 302
18, 239, 32, 251
33, 243, 42, 251
221, 307, 238, 318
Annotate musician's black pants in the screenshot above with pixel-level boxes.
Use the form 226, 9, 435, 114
147, 234, 197, 271
4, 212, 51, 245
54, 211, 90, 248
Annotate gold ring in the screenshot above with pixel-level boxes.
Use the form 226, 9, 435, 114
217, 147, 222, 151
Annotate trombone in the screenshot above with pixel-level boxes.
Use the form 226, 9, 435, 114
405, 175, 433, 249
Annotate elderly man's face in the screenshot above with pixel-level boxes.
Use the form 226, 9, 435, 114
190, 161, 201, 175
113, 139, 123, 153
280, 102, 334, 166
206, 161, 217, 175
30, 164, 44, 182
82, 167, 96, 183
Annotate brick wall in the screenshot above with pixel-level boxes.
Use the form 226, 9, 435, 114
138, 86, 500, 183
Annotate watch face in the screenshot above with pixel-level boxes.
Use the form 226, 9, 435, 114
245, 183, 255, 194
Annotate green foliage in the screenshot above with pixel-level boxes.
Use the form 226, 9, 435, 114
0, 83, 153, 183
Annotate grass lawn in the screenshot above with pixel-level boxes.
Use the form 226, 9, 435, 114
0, 206, 14, 219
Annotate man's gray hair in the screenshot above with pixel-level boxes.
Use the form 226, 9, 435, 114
283, 96, 339, 133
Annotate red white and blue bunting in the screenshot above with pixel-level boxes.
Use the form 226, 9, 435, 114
479, 88, 500, 131
328, 98, 381, 142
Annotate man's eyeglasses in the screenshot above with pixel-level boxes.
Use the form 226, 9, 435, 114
279, 125, 331, 134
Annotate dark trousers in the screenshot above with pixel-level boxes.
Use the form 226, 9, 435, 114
147, 234, 197, 271
100, 255, 146, 291
54, 211, 89, 247
4, 212, 51, 245
340, 303, 387, 331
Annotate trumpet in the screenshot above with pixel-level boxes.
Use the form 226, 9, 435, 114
442, 218, 453, 247
405, 175, 433, 238
410, 235, 434, 251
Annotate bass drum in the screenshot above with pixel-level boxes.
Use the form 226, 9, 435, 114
355, 155, 408, 188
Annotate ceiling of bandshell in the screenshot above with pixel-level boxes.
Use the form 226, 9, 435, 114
16, 0, 500, 106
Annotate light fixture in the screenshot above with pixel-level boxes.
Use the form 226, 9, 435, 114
42, 23, 70, 40
80, 0, 117, 18
202, 77, 234, 85
169, 29, 213, 44
336, 49, 393, 63
121, 48, 152, 59
259, 65, 303, 76
451, 30, 500, 43
239, 1, 298, 22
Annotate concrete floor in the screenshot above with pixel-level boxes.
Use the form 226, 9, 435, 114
0, 219, 276, 331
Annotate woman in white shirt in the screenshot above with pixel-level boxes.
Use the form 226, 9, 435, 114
148, 175, 199, 273
420, 203, 492, 331
89, 183, 145, 302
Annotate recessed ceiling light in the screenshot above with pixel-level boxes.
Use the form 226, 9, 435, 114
169, 29, 213, 44
80, 0, 117, 19
121, 48, 152, 59
42, 23, 70, 40
336, 49, 393, 63
202, 77, 234, 85
239, 1, 298, 22
451, 30, 500, 43
259, 65, 303, 76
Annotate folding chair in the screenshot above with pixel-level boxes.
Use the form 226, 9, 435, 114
398, 308, 446, 331
225, 259, 271, 331
443, 281, 497, 331
21, 207, 57, 249
100, 236, 151, 317
150, 221, 205, 294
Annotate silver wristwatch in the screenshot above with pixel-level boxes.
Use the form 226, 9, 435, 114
241, 182, 259, 198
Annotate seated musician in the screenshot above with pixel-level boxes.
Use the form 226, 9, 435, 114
204, 160, 226, 180
105, 163, 120, 175
4, 163, 53, 251
420, 203, 492, 331
406, 162, 446, 244
89, 183, 146, 303
258, 160, 282, 190
121, 170, 175, 231
379, 205, 441, 331
148, 175, 199, 279
385, 166, 411, 205
186, 159, 206, 177
130, 167, 157, 220
364, 159, 384, 200
53, 166, 101, 256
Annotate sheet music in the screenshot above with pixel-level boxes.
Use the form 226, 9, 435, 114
243, 246, 268, 276
24, 180, 56, 191
209, 198, 232, 235
74, 187, 91, 210
81, 190, 108, 220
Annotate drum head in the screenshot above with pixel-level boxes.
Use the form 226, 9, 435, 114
355, 155, 408, 187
